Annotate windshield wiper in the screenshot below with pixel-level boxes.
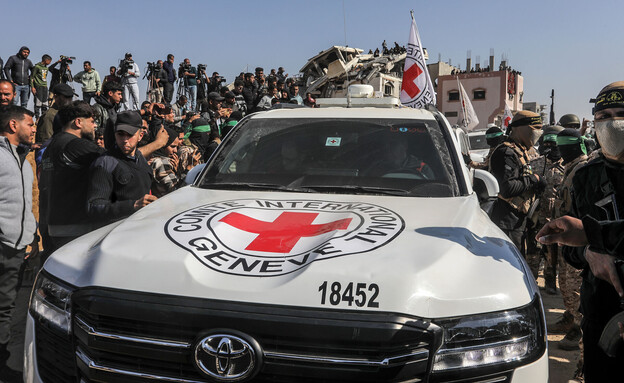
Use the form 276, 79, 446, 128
201, 182, 314, 193
301, 185, 409, 196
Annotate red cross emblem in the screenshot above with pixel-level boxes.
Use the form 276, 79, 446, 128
330, 139, 337, 144
401, 63, 423, 99
219, 212, 352, 253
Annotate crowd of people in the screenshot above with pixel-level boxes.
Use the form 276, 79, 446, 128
0, 45, 323, 383
467, 91, 624, 382
0, 45, 623, 383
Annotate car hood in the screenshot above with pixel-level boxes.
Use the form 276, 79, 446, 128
45, 186, 535, 319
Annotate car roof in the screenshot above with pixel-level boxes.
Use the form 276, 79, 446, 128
247, 107, 439, 121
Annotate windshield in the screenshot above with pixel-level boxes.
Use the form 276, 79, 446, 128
469, 133, 489, 150
199, 117, 460, 197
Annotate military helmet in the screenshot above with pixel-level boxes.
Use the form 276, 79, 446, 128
558, 114, 580, 129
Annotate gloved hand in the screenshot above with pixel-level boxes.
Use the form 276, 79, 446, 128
534, 177, 547, 194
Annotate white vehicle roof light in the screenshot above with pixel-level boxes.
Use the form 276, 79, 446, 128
348, 84, 374, 98
432, 294, 546, 374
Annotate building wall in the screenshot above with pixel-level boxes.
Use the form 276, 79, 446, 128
437, 70, 524, 130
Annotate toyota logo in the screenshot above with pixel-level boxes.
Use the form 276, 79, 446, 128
194, 332, 260, 381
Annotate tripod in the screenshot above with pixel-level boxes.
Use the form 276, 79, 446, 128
144, 67, 163, 103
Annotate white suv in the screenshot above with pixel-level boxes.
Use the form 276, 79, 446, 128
24, 93, 547, 382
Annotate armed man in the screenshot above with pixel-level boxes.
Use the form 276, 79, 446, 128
547, 128, 589, 380
538, 81, 624, 382
489, 110, 546, 251
469, 124, 505, 170
525, 125, 565, 291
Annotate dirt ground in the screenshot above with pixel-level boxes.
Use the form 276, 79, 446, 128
538, 277, 583, 383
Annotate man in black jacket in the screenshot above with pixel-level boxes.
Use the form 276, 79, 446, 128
537, 81, 624, 382
162, 54, 176, 104
87, 111, 156, 227
40, 101, 104, 253
93, 81, 123, 148
4, 46, 33, 108
489, 110, 546, 250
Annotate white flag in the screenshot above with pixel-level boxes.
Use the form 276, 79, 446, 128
400, 16, 436, 108
457, 78, 479, 131
502, 103, 513, 130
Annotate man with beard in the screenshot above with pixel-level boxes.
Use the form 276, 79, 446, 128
489, 110, 546, 250
40, 101, 104, 252
87, 111, 156, 227
3, 46, 33, 108
0, 80, 16, 106
0, 105, 36, 382
538, 81, 624, 382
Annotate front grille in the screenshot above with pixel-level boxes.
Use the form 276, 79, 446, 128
71, 288, 439, 382
35, 323, 77, 383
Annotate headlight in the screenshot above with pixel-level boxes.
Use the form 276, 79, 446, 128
432, 294, 546, 374
29, 272, 75, 335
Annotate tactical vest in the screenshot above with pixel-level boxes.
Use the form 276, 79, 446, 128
497, 141, 535, 215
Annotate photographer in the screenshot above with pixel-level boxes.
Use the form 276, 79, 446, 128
207, 71, 226, 94
73, 61, 102, 104
162, 54, 176, 104
48, 56, 74, 96
178, 59, 198, 111
118, 53, 140, 111
146, 60, 167, 103
196, 65, 209, 108
171, 95, 188, 129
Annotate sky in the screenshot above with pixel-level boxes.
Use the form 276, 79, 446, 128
2, 0, 621, 121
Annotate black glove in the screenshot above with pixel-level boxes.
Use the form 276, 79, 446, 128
534, 178, 547, 194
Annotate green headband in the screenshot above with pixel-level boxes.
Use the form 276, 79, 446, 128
556, 135, 587, 155
485, 132, 503, 139
192, 124, 212, 133
543, 134, 558, 142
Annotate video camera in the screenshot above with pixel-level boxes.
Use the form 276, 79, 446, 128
118, 58, 135, 76
60, 55, 75, 65
179, 62, 191, 73
197, 64, 207, 75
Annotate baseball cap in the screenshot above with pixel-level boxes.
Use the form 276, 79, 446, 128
115, 111, 143, 135
52, 83, 78, 98
208, 92, 225, 102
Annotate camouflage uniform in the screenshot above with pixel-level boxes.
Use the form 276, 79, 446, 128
555, 155, 588, 326
525, 155, 564, 283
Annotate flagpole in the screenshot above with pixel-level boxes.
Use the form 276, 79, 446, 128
457, 76, 468, 129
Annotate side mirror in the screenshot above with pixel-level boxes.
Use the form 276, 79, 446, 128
473, 169, 499, 215
473, 169, 499, 199
185, 164, 206, 185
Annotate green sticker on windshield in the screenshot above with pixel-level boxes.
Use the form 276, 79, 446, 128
326, 137, 342, 147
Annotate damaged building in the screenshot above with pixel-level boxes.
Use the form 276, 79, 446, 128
300, 46, 407, 98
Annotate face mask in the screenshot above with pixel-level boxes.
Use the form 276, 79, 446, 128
529, 129, 543, 146
547, 146, 561, 162
511, 126, 542, 148
559, 144, 584, 164
595, 119, 624, 158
